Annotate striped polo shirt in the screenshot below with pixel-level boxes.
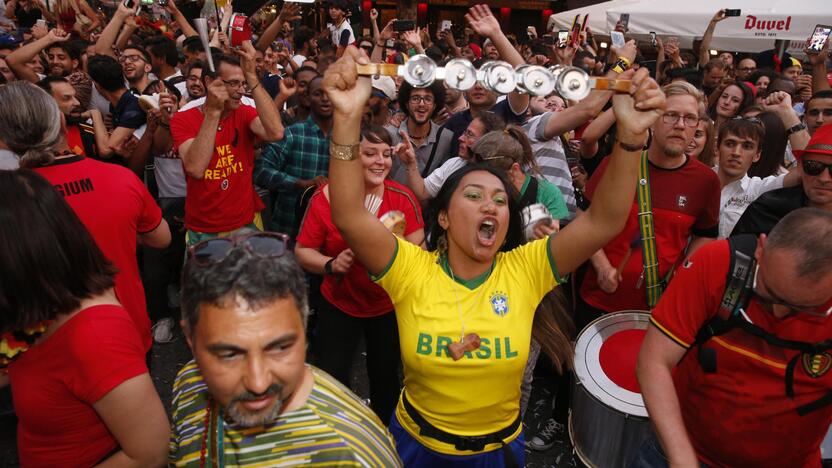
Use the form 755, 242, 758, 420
169, 361, 402, 467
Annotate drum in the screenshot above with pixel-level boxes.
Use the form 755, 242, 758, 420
570, 311, 653, 468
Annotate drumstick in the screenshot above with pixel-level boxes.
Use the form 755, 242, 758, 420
616, 237, 640, 277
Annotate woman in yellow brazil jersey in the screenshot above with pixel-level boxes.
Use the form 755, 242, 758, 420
322, 38, 666, 468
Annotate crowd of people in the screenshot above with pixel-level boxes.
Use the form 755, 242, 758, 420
0, 0, 831, 466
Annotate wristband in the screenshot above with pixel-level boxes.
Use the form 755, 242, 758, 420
611, 57, 631, 74
330, 140, 360, 161
324, 258, 335, 275
785, 122, 807, 136
615, 137, 645, 152
248, 81, 260, 93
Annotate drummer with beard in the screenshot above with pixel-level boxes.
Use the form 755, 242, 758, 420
636, 208, 832, 467
37, 75, 108, 160
323, 42, 666, 467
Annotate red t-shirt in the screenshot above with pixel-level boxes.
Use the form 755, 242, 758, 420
295, 180, 424, 317
581, 155, 720, 312
170, 104, 264, 233
8, 305, 147, 467
65, 125, 86, 156
34, 156, 162, 350
651, 241, 832, 467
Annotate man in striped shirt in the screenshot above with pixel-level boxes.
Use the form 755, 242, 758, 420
169, 235, 401, 467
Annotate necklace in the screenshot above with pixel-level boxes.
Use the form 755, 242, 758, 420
444, 256, 487, 360
199, 398, 223, 468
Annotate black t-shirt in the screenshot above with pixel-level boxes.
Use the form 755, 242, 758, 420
730, 185, 808, 236
261, 73, 281, 100
441, 99, 527, 159
110, 91, 146, 130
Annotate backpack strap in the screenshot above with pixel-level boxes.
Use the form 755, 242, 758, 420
518, 176, 539, 209
693, 234, 757, 373
420, 127, 444, 178
691, 235, 832, 414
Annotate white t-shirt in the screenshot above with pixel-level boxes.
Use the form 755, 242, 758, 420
292, 54, 307, 68
424, 157, 467, 198
715, 167, 786, 239
329, 20, 355, 47
154, 149, 187, 198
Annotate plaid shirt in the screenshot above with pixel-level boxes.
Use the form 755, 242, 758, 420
254, 117, 329, 237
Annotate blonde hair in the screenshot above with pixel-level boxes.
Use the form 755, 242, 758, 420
662, 81, 702, 102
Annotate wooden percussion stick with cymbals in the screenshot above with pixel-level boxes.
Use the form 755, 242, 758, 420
355, 60, 634, 99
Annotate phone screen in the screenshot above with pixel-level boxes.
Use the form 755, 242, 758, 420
808, 25, 832, 52
393, 20, 414, 32
619, 13, 630, 30
649, 31, 656, 46
611, 31, 625, 48
557, 30, 569, 48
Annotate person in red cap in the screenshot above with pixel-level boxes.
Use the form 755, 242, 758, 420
462, 43, 481, 62
732, 123, 832, 236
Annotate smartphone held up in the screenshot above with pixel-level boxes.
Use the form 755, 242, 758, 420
808, 24, 832, 52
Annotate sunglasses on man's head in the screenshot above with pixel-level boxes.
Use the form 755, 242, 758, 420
802, 159, 832, 177
188, 232, 289, 267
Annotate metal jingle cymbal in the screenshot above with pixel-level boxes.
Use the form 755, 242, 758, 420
479, 60, 516, 95
515, 64, 556, 97
555, 66, 591, 101
440, 58, 478, 91
402, 54, 437, 88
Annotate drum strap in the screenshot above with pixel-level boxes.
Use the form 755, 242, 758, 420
692, 234, 832, 415
636, 150, 662, 308
401, 392, 520, 466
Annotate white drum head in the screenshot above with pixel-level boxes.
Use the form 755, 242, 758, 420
573, 311, 650, 418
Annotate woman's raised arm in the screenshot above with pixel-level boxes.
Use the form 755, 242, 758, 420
324, 47, 397, 276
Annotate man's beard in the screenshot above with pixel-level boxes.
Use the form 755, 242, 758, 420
224, 383, 284, 428
663, 141, 687, 157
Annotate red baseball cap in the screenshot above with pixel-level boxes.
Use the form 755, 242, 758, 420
794, 123, 832, 159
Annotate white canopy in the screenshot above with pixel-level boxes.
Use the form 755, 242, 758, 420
605, 0, 832, 53
546, 0, 642, 36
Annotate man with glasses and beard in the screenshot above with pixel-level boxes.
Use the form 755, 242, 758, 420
385, 81, 454, 184
636, 208, 832, 467
578, 81, 721, 327
733, 123, 832, 236
169, 233, 401, 466
120, 46, 153, 95
170, 44, 285, 245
